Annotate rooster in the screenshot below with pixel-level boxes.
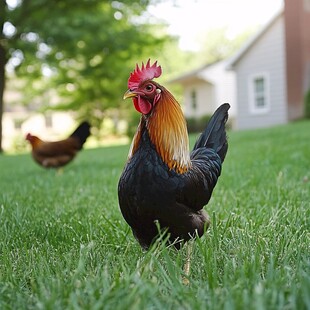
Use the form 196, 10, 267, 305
118, 60, 230, 250
26, 121, 91, 169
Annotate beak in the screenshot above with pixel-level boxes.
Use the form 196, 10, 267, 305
123, 89, 137, 100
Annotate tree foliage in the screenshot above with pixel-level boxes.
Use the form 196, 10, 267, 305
304, 89, 310, 119
0, 0, 168, 151
195, 26, 257, 65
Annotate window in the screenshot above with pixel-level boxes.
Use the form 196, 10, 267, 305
254, 77, 265, 107
304, 0, 310, 11
45, 115, 53, 128
14, 119, 23, 130
190, 89, 197, 110
249, 73, 270, 114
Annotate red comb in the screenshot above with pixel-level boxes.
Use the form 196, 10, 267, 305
128, 59, 162, 89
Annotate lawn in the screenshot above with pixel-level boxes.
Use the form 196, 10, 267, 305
0, 121, 309, 309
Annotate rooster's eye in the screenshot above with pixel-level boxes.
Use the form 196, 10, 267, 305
145, 84, 153, 92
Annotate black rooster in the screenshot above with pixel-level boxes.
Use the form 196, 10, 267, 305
118, 60, 229, 249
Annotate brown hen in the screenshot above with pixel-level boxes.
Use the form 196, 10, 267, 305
26, 121, 90, 169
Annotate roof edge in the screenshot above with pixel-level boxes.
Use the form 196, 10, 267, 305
226, 8, 284, 70
169, 59, 224, 84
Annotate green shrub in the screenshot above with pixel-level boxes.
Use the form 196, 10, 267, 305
186, 115, 212, 133
304, 89, 310, 118
10, 135, 28, 153
126, 109, 141, 139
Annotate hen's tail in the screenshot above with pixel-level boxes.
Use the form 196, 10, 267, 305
70, 121, 91, 149
193, 103, 230, 162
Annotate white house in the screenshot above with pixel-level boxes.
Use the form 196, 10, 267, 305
2, 77, 77, 151
170, 59, 236, 124
171, 0, 310, 130
3, 107, 77, 151
226, 10, 287, 129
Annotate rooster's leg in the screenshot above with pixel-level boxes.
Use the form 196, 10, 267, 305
182, 240, 193, 285
56, 168, 64, 175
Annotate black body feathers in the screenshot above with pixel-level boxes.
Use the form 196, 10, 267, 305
70, 121, 91, 149
118, 104, 230, 249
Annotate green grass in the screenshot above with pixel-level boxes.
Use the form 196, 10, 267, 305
0, 120, 309, 310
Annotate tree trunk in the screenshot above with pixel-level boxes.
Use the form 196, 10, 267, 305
0, 1, 6, 153
0, 45, 5, 153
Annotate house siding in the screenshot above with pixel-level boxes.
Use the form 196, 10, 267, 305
200, 61, 236, 116
175, 60, 236, 121
3, 111, 76, 150
183, 79, 214, 118
234, 15, 287, 129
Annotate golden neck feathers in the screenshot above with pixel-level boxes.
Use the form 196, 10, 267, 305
129, 87, 191, 174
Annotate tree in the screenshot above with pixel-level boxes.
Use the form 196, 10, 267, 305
0, 0, 168, 152
196, 26, 257, 64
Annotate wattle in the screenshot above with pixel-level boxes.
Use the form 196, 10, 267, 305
133, 97, 152, 115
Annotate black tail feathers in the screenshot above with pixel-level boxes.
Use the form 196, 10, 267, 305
193, 103, 230, 162
70, 121, 91, 149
